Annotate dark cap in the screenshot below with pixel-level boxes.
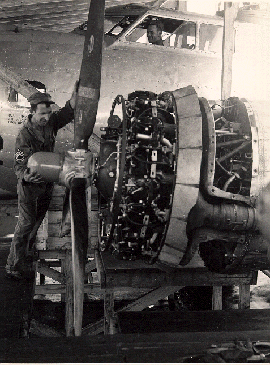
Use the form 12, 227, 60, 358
28, 92, 55, 106
148, 18, 164, 32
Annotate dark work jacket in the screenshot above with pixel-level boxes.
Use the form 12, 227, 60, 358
14, 101, 74, 181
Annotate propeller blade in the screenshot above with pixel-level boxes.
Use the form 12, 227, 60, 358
74, 0, 105, 149
69, 180, 88, 336
70, 0, 105, 336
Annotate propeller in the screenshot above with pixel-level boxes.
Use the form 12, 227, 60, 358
67, 0, 105, 336
28, 0, 105, 336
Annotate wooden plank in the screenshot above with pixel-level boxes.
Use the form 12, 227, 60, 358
119, 286, 184, 312
37, 261, 65, 284
83, 287, 185, 336
46, 236, 71, 250
98, 252, 257, 288
212, 286, 222, 310
38, 250, 67, 260
48, 211, 62, 224
95, 249, 106, 288
103, 268, 257, 289
35, 283, 101, 295
239, 284, 250, 309
48, 223, 66, 237
104, 290, 117, 335
82, 318, 104, 336
35, 212, 48, 250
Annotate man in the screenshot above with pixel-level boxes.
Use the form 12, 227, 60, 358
147, 19, 164, 46
6, 83, 78, 280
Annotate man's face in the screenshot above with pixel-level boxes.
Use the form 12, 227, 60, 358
147, 24, 162, 45
32, 103, 52, 126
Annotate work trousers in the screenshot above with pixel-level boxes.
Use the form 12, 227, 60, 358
6, 180, 54, 272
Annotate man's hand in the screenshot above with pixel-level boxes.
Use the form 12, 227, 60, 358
23, 169, 44, 183
69, 80, 79, 109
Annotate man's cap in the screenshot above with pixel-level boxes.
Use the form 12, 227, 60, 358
28, 92, 55, 106
148, 18, 164, 31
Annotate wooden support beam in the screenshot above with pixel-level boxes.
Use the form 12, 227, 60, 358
104, 290, 118, 335
239, 284, 251, 309
35, 283, 101, 295
37, 261, 65, 284
83, 286, 184, 336
82, 319, 104, 336
102, 267, 257, 288
221, 2, 239, 100
212, 286, 222, 310
119, 286, 184, 312
95, 249, 106, 287
38, 250, 67, 260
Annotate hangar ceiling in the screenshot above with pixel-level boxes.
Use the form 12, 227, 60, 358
0, 0, 164, 33
1, 1, 269, 33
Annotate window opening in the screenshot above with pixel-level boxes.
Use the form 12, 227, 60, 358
125, 15, 196, 49
199, 23, 223, 53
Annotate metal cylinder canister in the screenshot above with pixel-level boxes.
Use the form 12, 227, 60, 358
27, 152, 63, 183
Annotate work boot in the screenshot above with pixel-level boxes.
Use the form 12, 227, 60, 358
5, 267, 23, 280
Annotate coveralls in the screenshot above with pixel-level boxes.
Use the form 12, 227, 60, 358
6, 101, 74, 273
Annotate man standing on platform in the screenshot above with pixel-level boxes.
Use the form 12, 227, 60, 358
6, 83, 78, 280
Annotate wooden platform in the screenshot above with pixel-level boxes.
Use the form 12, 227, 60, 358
1, 182, 265, 340
32, 183, 261, 336
96, 250, 257, 289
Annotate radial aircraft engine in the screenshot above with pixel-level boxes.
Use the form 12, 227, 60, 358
28, 84, 270, 274
94, 86, 270, 274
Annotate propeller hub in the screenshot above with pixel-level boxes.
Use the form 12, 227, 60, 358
59, 149, 94, 188
27, 149, 94, 188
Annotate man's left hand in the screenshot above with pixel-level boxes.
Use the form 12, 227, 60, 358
69, 80, 79, 109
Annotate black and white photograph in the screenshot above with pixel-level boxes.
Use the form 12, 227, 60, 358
0, 0, 270, 362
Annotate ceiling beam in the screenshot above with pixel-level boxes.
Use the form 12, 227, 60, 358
0, 0, 149, 8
